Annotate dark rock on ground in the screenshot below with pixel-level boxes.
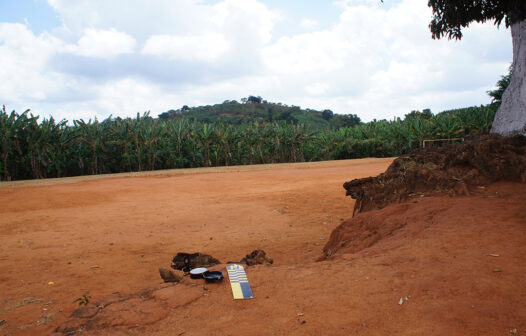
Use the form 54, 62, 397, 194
171, 252, 221, 271
240, 249, 274, 266
159, 267, 182, 283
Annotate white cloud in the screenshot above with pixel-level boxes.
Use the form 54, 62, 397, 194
142, 34, 229, 62
0, 0, 513, 123
305, 82, 330, 96
300, 18, 319, 30
0, 23, 63, 104
63, 28, 136, 59
212, 0, 276, 45
261, 0, 511, 120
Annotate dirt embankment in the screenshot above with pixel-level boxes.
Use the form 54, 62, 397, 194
343, 134, 526, 216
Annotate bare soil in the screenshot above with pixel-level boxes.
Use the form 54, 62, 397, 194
344, 134, 526, 215
1, 158, 525, 335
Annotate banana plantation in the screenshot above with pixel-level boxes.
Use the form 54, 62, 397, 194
0, 104, 497, 181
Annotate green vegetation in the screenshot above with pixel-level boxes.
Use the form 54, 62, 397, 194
73, 291, 91, 306
0, 102, 497, 181
428, 0, 524, 40
426, 0, 525, 136
487, 66, 512, 104
158, 97, 361, 131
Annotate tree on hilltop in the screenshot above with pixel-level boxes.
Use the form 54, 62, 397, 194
247, 96, 263, 104
426, 0, 526, 135
322, 109, 334, 120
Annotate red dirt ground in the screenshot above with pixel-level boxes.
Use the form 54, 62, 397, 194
1, 158, 525, 335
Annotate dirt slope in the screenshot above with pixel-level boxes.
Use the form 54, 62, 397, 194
344, 134, 526, 215
1, 158, 525, 335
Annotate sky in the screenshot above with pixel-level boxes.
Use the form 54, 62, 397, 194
0, 0, 512, 122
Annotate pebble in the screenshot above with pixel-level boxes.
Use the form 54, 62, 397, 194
398, 298, 404, 305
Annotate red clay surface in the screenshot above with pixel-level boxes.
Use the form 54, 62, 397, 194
0, 158, 525, 335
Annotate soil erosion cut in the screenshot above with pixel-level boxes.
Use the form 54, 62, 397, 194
343, 134, 526, 216
323, 134, 526, 259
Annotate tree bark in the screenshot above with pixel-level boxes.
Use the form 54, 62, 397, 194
491, 19, 526, 136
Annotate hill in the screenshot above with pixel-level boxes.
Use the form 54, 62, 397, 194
157, 97, 361, 130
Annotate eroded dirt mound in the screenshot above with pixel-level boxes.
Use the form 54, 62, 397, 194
344, 134, 526, 215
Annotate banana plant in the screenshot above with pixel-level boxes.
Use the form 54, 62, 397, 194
0, 106, 34, 180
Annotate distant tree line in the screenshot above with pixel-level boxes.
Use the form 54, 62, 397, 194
1, 103, 497, 181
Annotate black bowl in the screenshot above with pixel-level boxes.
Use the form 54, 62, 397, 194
202, 270, 223, 282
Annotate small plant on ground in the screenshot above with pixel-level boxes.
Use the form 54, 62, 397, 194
73, 291, 92, 306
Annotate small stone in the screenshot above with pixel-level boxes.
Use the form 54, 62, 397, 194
159, 268, 182, 283
297, 313, 304, 316
493, 269, 502, 273
398, 298, 404, 305
300, 320, 306, 325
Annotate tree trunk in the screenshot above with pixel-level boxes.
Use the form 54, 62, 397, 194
491, 19, 526, 136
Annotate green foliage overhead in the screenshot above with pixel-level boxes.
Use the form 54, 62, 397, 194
428, 0, 526, 40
